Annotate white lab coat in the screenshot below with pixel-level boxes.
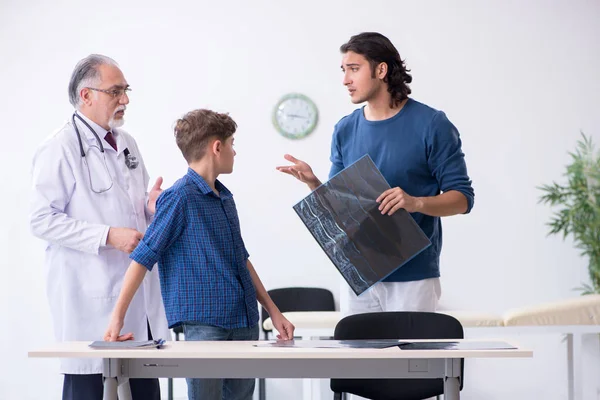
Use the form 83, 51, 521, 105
30, 112, 169, 374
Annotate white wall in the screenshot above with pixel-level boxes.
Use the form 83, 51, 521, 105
1, 0, 599, 399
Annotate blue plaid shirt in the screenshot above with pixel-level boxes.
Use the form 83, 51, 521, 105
130, 168, 259, 330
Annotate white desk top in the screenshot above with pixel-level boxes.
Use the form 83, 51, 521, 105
28, 340, 532, 360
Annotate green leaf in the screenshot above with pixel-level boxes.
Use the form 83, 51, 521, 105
539, 132, 600, 294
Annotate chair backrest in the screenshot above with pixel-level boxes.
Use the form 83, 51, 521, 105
260, 287, 335, 333
331, 312, 464, 400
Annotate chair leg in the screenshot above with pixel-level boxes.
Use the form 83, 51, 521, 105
333, 392, 343, 400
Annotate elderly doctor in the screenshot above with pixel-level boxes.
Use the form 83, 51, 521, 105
30, 54, 169, 400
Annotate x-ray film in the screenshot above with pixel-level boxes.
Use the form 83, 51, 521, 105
293, 155, 431, 296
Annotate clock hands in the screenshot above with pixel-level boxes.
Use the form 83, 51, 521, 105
277, 109, 309, 120
287, 113, 308, 119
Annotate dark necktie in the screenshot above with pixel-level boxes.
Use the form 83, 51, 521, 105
104, 131, 117, 151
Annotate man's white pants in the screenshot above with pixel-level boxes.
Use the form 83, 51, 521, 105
340, 277, 442, 317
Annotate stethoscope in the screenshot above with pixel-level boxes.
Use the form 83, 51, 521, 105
72, 113, 139, 193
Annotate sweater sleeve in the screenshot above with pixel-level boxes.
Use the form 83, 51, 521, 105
328, 123, 344, 179
426, 111, 475, 213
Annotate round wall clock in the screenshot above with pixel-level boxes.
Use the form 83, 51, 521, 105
272, 93, 318, 139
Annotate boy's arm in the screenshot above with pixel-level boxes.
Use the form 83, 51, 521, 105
104, 261, 148, 341
246, 259, 295, 340
103, 189, 185, 341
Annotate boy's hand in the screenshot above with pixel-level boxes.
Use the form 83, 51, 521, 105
104, 317, 133, 342
271, 313, 295, 340
276, 154, 321, 190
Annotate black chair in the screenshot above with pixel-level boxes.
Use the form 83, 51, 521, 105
259, 287, 336, 400
331, 312, 464, 400
260, 287, 336, 339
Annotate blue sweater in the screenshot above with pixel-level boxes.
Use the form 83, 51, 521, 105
329, 98, 474, 282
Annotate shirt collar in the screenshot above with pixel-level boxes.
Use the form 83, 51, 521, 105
74, 111, 109, 142
186, 168, 233, 199
74, 111, 128, 155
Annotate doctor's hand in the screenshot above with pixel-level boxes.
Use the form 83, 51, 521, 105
104, 317, 134, 342
147, 177, 164, 214
276, 154, 321, 191
107, 227, 143, 254
271, 312, 295, 340
376, 187, 423, 215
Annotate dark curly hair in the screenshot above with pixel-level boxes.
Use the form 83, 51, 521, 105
340, 32, 412, 108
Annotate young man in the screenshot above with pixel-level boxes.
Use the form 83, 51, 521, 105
277, 32, 475, 316
105, 109, 295, 400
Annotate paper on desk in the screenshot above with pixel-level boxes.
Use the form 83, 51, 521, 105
89, 339, 165, 349
398, 341, 517, 350
255, 339, 409, 348
255, 340, 517, 350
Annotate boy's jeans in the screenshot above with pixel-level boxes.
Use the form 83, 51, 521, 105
182, 322, 259, 400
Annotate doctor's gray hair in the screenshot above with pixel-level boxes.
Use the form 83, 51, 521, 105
68, 54, 119, 108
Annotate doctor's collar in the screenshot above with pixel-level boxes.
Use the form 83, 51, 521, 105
74, 111, 110, 141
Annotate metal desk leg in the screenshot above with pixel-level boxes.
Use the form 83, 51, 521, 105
444, 377, 460, 400
301, 335, 310, 400
102, 359, 120, 400
301, 335, 321, 400
444, 358, 461, 400
168, 331, 180, 400
103, 377, 118, 400
103, 358, 133, 400
302, 378, 312, 400
259, 330, 269, 400
117, 378, 133, 400
567, 333, 583, 400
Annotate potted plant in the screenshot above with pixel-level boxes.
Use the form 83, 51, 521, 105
538, 133, 600, 294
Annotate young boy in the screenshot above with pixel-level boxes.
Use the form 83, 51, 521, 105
105, 109, 295, 400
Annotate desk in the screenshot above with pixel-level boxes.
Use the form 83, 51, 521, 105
264, 310, 598, 400
29, 340, 531, 400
